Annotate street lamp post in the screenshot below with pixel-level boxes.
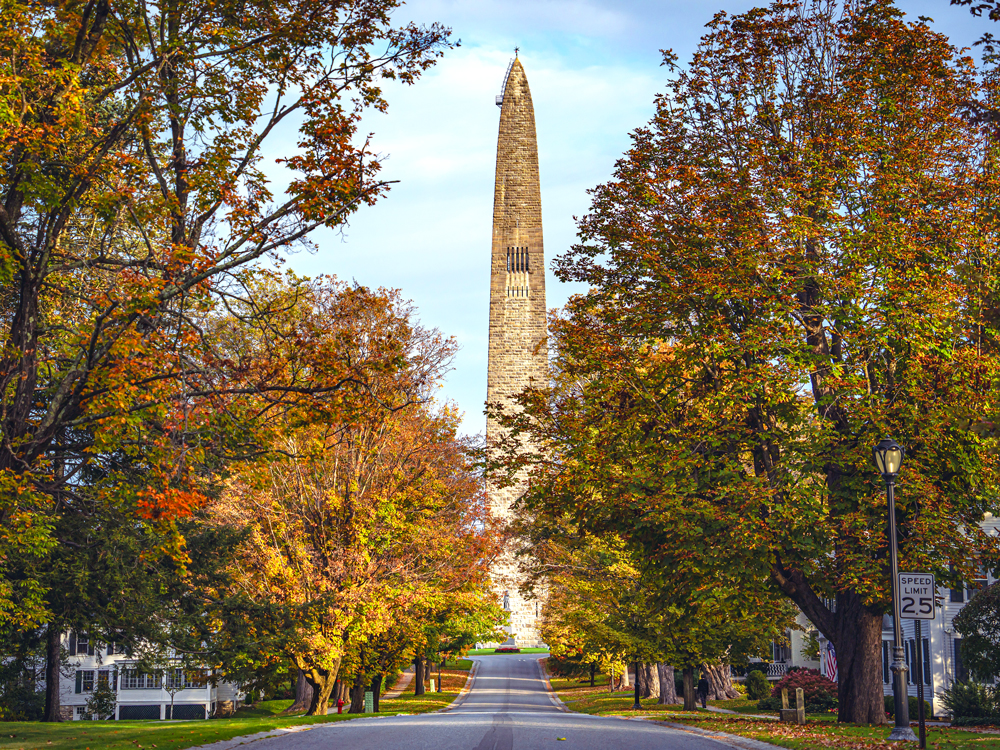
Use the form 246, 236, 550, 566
873, 438, 917, 743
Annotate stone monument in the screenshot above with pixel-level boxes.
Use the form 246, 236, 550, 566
485, 54, 546, 647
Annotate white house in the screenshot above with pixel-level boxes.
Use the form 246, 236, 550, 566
818, 516, 1000, 719
60, 631, 244, 721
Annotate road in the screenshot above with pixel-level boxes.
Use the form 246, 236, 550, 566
227, 655, 738, 750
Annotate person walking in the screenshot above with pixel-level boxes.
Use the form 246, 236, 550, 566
697, 674, 710, 708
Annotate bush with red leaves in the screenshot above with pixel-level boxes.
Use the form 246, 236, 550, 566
770, 668, 837, 702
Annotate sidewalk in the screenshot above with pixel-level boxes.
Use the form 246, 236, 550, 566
382, 667, 415, 699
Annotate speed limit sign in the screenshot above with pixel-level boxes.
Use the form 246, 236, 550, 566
898, 573, 936, 620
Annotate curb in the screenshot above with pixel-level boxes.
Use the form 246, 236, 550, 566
438, 659, 480, 712
536, 657, 571, 713
651, 721, 787, 750
190, 723, 319, 749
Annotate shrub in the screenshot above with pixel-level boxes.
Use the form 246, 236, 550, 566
952, 716, 1000, 727
758, 696, 783, 711
746, 670, 771, 700
770, 668, 837, 704
953, 583, 1000, 681
495, 646, 521, 653
85, 680, 117, 720
760, 690, 837, 713
0, 685, 44, 722
884, 695, 933, 719
733, 681, 747, 697
939, 681, 997, 721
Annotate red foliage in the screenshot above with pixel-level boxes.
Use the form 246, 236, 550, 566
495, 647, 521, 653
770, 668, 837, 702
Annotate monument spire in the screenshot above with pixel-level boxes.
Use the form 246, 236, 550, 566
485, 57, 546, 647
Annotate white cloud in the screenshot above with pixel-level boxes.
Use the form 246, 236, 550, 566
279, 0, 988, 436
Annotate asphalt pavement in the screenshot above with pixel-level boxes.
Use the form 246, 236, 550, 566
208, 654, 749, 750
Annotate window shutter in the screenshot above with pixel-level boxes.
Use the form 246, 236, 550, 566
75, 671, 82, 694
69, 632, 76, 656
922, 638, 931, 685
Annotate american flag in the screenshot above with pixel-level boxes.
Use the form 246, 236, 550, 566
826, 642, 838, 682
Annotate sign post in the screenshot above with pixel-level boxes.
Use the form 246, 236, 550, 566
898, 572, 935, 750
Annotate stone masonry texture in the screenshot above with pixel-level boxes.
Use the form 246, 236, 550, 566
485, 58, 546, 648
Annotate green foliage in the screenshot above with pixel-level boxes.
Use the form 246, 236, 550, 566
0, 633, 44, 721
85, 679, 118, 720
884, 695, 933, 719
746, 671, 771, 701
758, 696, 783, 711
0, 683, 44, 721
953, 583, 1000, 680
939, 682, 998, 721
801, 632, 820, 662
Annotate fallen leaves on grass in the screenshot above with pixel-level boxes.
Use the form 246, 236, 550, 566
676, 718, 1000, 750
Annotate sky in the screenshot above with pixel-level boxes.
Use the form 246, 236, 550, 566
285, 0, 989, 437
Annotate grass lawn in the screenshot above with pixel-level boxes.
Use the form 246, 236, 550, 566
550, 676, 708, 717
441, 659, 474, 670
0, 662, 473, 750
669, 716, 1000, 750
466, 648, 550, 655
712, 698, 778, 715
549, 679, 831, 722
0, 709, 356, 750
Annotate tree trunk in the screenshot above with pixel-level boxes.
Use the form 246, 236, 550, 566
283, 669, 314, 714
640, 663, 659, 699
835, 605, 887, 724
701, 663, 737, 700
589, 663, 596, 687
620, 664, 630, 688
43, 622, 62, 722
349, 673, 366, 713
682, 667, 696, 711
370, 674, 383, 712
302, 657, 341, 716
635, 661, 648, 698
414, 655, 425, 696
657, 664, 677, 704
424, 660, 432, 684
335, 678, 348, 706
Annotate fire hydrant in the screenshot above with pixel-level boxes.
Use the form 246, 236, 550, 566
337, 698, 345, 714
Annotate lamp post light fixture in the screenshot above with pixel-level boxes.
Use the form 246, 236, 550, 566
874, 438, 917, 743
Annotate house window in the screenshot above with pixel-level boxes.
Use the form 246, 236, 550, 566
882, 642, 890, 684
75, 670, 95, 693
954, 637, 968, 681
969, 567, 989, 599
121, 670, 160, 690
69, 632, 96, 657
166, 669, 207, 690
950, 563, 965, 602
